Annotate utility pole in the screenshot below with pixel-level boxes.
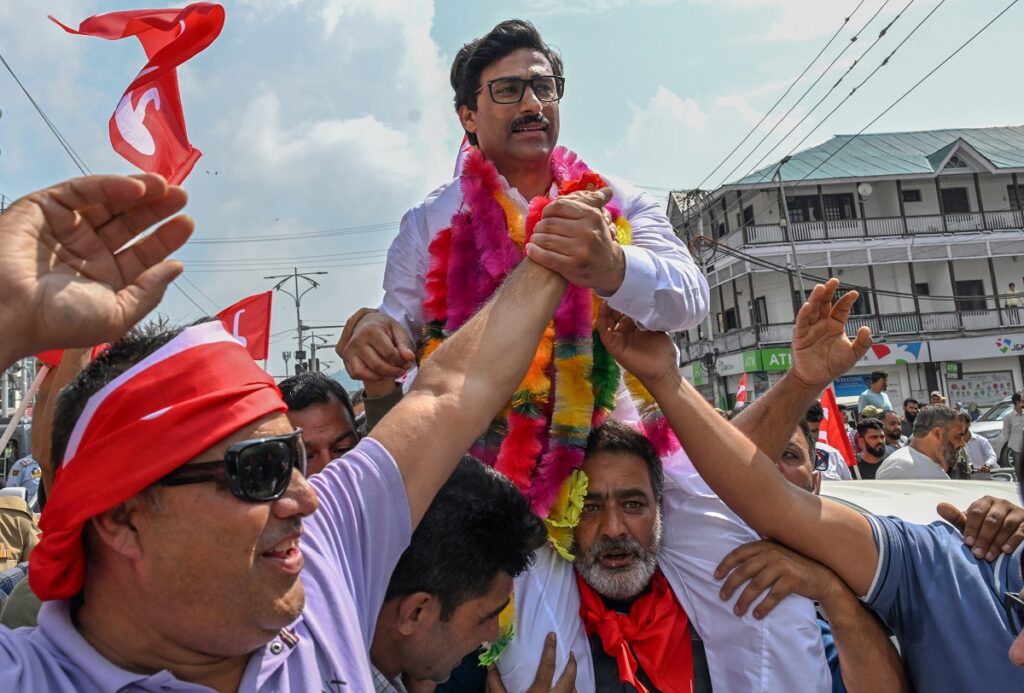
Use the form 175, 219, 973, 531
264, 268, 327, 367
774, 156, 806, 305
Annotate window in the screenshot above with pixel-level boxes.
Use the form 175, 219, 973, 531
742, 205, 755, 227
1007, 184, 1024, 210
940, 187, 971, 214
754, 296, 768, 324
785, 195, 821, 223
944, 155, 969, 169
955, 280, 987, 311
822, 193, 857, 221
902, 189, 923, 203
723, 307, 739, 331
914, 282, 930, 297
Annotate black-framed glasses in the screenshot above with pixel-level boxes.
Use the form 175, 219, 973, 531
157, 429, 306, 502
1006, 591, 1024, 632
476, 75, 565, 104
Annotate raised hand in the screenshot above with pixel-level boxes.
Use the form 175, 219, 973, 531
596, 302, 678, 391
0, 174, 193, 369
790, 278, 872, 391
336, 309, 416, 382
526, 187, 624, 294
938, 495, 1024, 562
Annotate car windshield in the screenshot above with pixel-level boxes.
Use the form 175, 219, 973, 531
978, 400, 1013, 422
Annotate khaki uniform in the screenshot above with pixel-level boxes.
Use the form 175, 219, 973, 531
0, 496, 40, 570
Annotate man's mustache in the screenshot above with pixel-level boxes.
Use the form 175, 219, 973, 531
511, 113, 550, 131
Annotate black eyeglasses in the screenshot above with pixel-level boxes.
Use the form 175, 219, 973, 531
476, 75, 565, 104
157, 429, 306, 502
1006, 591, 1024, 632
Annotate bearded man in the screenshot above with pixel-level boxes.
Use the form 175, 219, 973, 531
876, 405, 965, 480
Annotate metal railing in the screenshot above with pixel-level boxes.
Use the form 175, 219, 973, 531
734, 209, 1024, 246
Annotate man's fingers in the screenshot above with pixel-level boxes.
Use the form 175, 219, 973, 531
387, 323, 417, 365
714, 541, 764, 580
112, 215, 195, 286
752, 580, 793, 620
552, 652, 577, 693
829, 287, 859, 325
937, 501, 967, 533
541, 187, 613, 220
95, 185, 189, 253
532, 633, 559, 686
961, 496, 996, 548
851, 326, 873, 358
112, 260, 184, 337
525, 242, 573, 271
485, 665, 507, 693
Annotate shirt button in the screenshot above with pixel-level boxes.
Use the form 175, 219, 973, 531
270, 642, 284, 655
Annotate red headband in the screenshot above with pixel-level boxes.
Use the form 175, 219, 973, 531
30, 322, 286, 601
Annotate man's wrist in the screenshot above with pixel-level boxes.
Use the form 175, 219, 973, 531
594, 245, 626, 295
779, 370, 828, 401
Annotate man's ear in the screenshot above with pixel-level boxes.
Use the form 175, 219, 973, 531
458, 104, 478, 137
88, 494, 154, 561
395, 592, 442, 636
811, 470, 822, 495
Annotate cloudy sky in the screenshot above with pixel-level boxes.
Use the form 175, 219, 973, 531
2, 0, 1021, 377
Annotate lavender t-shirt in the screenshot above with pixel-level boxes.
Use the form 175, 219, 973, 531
0, 437, 411, 692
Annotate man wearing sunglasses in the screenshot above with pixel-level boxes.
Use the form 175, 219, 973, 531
0, 175, 595, 690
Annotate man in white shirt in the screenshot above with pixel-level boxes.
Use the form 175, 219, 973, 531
876, 405, 966, 479
960, 412, 998, 473
1002, 393, 1024, 465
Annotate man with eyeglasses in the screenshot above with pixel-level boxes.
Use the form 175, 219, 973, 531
0, 172, 593, 690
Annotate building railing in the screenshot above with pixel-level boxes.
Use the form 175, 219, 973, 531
682, 307, 1022, 360
739, 209, 1024, 246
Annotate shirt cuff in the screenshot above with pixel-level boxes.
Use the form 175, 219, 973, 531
595, 245, 658, 323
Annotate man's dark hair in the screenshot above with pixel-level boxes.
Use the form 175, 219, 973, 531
1013, 393, 1023, 406
903, 397, 919, 408
857, 418, 884, 437
385, 457, 546, 619
870, 370, 888, 383
805, 402, 824, 423
912, 404, 958, 438
278, 371, 356, 425
51, 328, 186, 467
583, 420, 664, 501
450, 19, 564, 145
881, 409, 899, 420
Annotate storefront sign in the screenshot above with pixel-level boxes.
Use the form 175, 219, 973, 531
857, 341, 928, 366
929, 334, 1024, 361
946, 371, 1015, 406
743, 347, 793, 373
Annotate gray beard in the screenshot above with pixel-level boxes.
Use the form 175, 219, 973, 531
573, 511, 663, 600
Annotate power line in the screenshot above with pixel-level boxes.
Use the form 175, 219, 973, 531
179, 273, 220, 311
188, 222, 398, 245
694, 0, 868, 191
0, 49, 92, 176
172, 281, 210, 314
179, 247, 388, 265
706, 0, 896, 193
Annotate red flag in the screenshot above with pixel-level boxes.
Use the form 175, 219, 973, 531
216, 291, 273, 361
35, 345, 110, 369
735, 373, 748, 408
820, 386, 856, 467
51, 4, 225, 184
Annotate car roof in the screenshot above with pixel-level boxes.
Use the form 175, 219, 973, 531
820, 480, 1021, 525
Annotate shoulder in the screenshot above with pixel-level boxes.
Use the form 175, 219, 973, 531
0, 497, 32, 519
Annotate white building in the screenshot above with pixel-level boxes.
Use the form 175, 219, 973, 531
669, 125, 1024, 411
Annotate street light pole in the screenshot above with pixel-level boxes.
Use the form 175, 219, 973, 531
774, 157, 806, 303
264, 268, 328, 363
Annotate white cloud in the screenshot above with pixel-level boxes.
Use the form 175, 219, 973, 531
521, 0, 677, 16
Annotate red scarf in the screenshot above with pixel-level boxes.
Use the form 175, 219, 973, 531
576, 570, 694, 693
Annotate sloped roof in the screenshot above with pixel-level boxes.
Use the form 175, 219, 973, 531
731, 125, 1024, 186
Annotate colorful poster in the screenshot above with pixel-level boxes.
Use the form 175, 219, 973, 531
946, 371, 1015, 406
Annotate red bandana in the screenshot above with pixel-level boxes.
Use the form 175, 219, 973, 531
30, 322, 286, 601
576, 570, 694, 693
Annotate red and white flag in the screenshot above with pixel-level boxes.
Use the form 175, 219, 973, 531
216, 291, 273, 361
51, 3, 225, 184
820, 386, 856, 467
734, 373, 748, 408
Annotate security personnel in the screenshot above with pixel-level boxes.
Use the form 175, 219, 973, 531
5, 455, 42, 511
0, 495, 39, 571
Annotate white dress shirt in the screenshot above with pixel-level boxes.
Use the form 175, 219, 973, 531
876, 445, 949, 480
1001, 409, 1024, 454
379, 171, 710, 340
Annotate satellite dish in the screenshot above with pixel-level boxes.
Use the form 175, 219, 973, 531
857, 183, 873, 198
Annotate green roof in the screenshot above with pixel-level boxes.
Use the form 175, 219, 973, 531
731, 125, 1024, 186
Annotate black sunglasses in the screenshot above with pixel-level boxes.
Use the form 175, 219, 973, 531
157, 429, 306, 502
475, 75, 565, 104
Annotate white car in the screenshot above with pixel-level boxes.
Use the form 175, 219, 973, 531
820, 479, 1020, 525
970, 396, 1015, 468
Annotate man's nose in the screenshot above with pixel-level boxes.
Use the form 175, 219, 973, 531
598, 507, 628, 539
273, 468, 320, 518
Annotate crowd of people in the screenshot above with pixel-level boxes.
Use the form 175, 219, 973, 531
0, 17, 1022, 693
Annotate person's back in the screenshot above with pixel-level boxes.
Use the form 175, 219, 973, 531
875, 445, 948, 480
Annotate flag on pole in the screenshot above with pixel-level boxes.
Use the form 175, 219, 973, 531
216, 291, 273, 361
734, 373, 748, 408
820, 386, 856, 467
51, 3, 225, 184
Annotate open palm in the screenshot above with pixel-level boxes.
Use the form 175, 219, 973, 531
0, 174, 193, 362
790, 279, 873, 390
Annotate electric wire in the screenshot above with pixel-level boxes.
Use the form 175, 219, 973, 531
694, 0, 868, 192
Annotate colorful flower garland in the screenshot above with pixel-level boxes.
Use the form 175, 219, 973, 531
420, 146, 678, 518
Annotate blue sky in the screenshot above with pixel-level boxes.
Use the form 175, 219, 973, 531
2, 0, 1021, 376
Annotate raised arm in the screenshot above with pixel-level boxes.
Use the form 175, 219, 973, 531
0, 174, 193, 371
371, 188, 612, 526
597, 282, 881, 596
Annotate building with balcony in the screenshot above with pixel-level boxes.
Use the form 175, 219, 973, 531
669, 125, 1024, 410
